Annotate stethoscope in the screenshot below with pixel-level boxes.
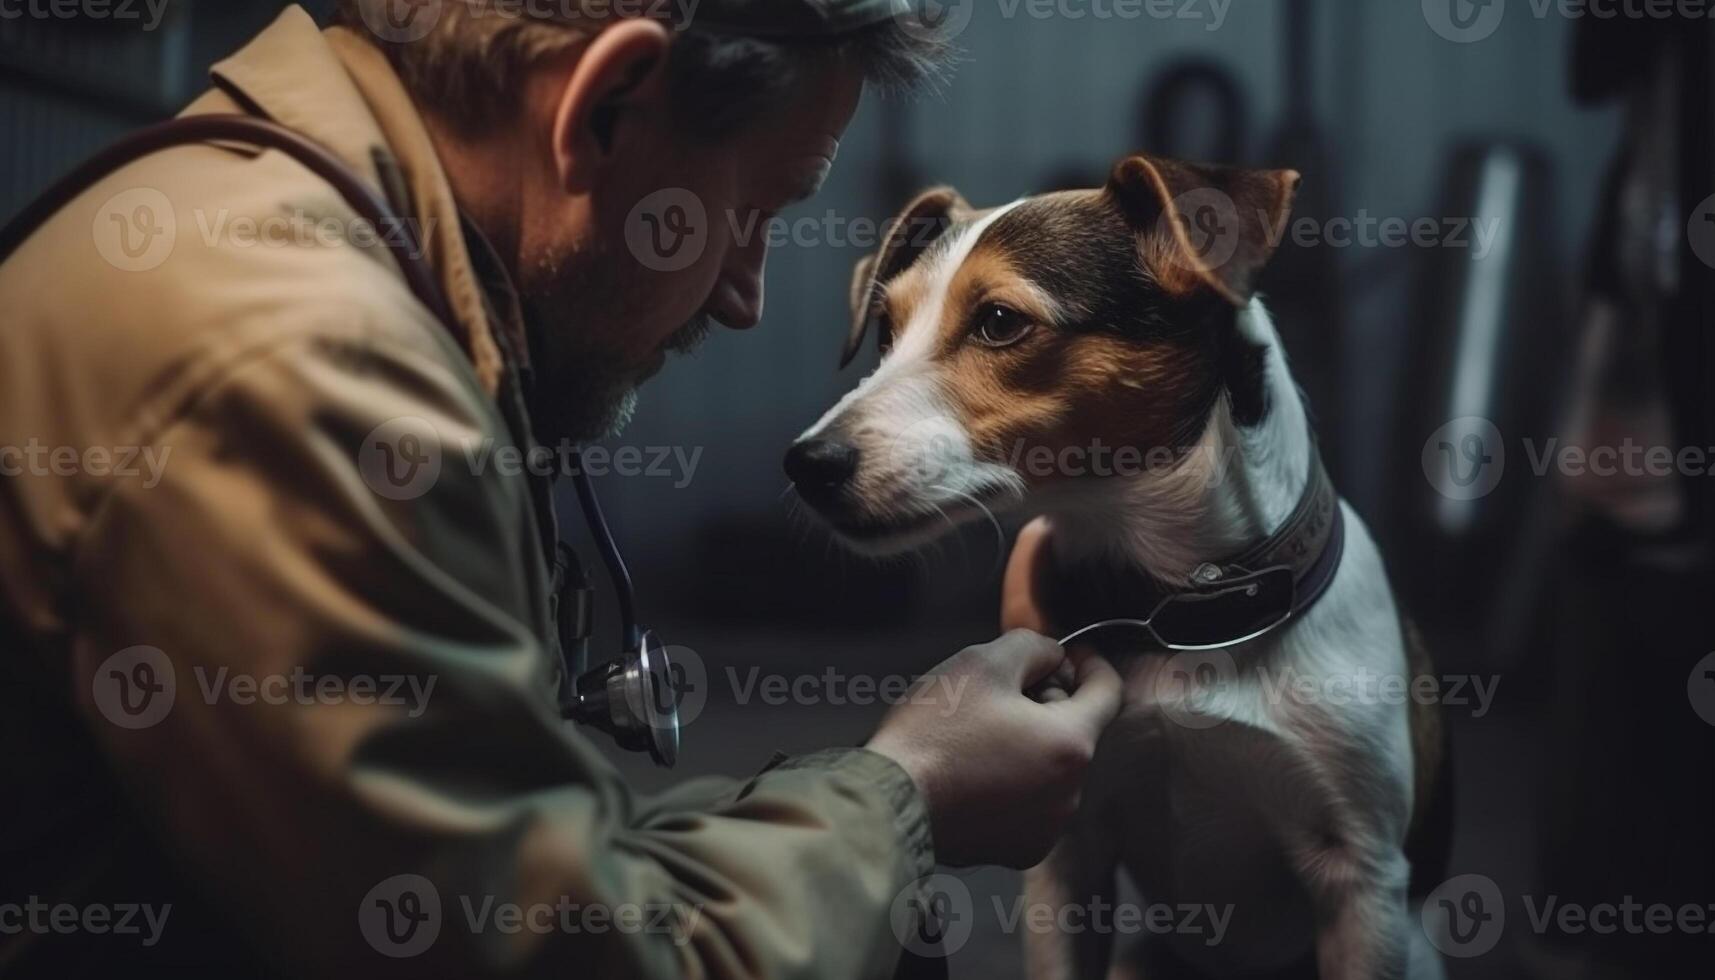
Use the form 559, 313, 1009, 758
0, 114, 681, 768
561, 466, 680, 768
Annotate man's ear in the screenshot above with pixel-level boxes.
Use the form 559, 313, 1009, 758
1106, 154, 1300, 307
550, 19, 673, 189
841, 186, 970, 368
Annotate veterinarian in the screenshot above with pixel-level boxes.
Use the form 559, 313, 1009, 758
0, 1, 1123, 977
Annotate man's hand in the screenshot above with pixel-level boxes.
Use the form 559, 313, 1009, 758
867, 519, 1122, 868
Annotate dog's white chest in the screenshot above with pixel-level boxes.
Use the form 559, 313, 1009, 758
1082, 653, 1336, 971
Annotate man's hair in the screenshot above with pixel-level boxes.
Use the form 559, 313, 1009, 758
332, 1, 952, 138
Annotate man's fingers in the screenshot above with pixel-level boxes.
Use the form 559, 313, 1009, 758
1052, 647, 1124, 733
991, 628, 1067, 689
1001, 517, 1055, 634
1067, 645, 1114, 686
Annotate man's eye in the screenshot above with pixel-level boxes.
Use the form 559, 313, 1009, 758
971, 303, 1033, 348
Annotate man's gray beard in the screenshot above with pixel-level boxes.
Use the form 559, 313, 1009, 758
665, 313, 712, 355
522, 291, 713, 444
517, 234, 718, 442
552, 353, 640, 440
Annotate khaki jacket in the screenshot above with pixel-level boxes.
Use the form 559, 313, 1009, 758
0, 7, 931, 977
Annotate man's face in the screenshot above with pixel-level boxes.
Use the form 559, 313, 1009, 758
520, 60, 865, 441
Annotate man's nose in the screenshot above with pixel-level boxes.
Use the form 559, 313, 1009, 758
710, 235, 767, 329
784, 438, 859, 503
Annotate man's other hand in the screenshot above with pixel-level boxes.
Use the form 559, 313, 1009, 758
867, 519, 1122, 868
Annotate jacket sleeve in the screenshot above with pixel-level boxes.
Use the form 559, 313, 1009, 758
67, 324, 935, 979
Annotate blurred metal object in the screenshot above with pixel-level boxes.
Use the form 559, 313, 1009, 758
1394, 141, 1567, 665
1139, 58, 1248, 164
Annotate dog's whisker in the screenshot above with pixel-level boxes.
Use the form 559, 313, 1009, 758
931, 485, 1008, 578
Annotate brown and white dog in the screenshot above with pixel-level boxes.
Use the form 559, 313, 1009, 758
785, 154, 1449, 979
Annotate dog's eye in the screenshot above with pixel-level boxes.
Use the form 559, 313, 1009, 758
971, 303, 1032, 348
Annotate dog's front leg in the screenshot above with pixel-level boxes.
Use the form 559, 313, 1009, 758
1291, 838, 1413, 980
1023, 813, 1120, 980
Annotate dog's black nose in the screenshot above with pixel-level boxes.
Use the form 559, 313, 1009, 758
785, 439, 859, 500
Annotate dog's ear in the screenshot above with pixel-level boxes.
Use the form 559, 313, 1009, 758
1106, 154, 1300, 307
841, 186, 970, 368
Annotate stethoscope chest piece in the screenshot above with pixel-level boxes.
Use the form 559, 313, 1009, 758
570, 630, 680, 768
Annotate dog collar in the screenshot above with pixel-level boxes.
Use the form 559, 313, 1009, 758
1051, 452, 1346, 652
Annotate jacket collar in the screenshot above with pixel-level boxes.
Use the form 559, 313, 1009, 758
207, 6, 513, 395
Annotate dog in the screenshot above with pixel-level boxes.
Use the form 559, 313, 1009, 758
784, 153, 1451, 979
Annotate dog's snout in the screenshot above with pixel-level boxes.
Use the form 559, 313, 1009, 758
785, 438, 859, 501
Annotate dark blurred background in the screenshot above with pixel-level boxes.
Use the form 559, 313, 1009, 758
3, 1, 1711, 977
